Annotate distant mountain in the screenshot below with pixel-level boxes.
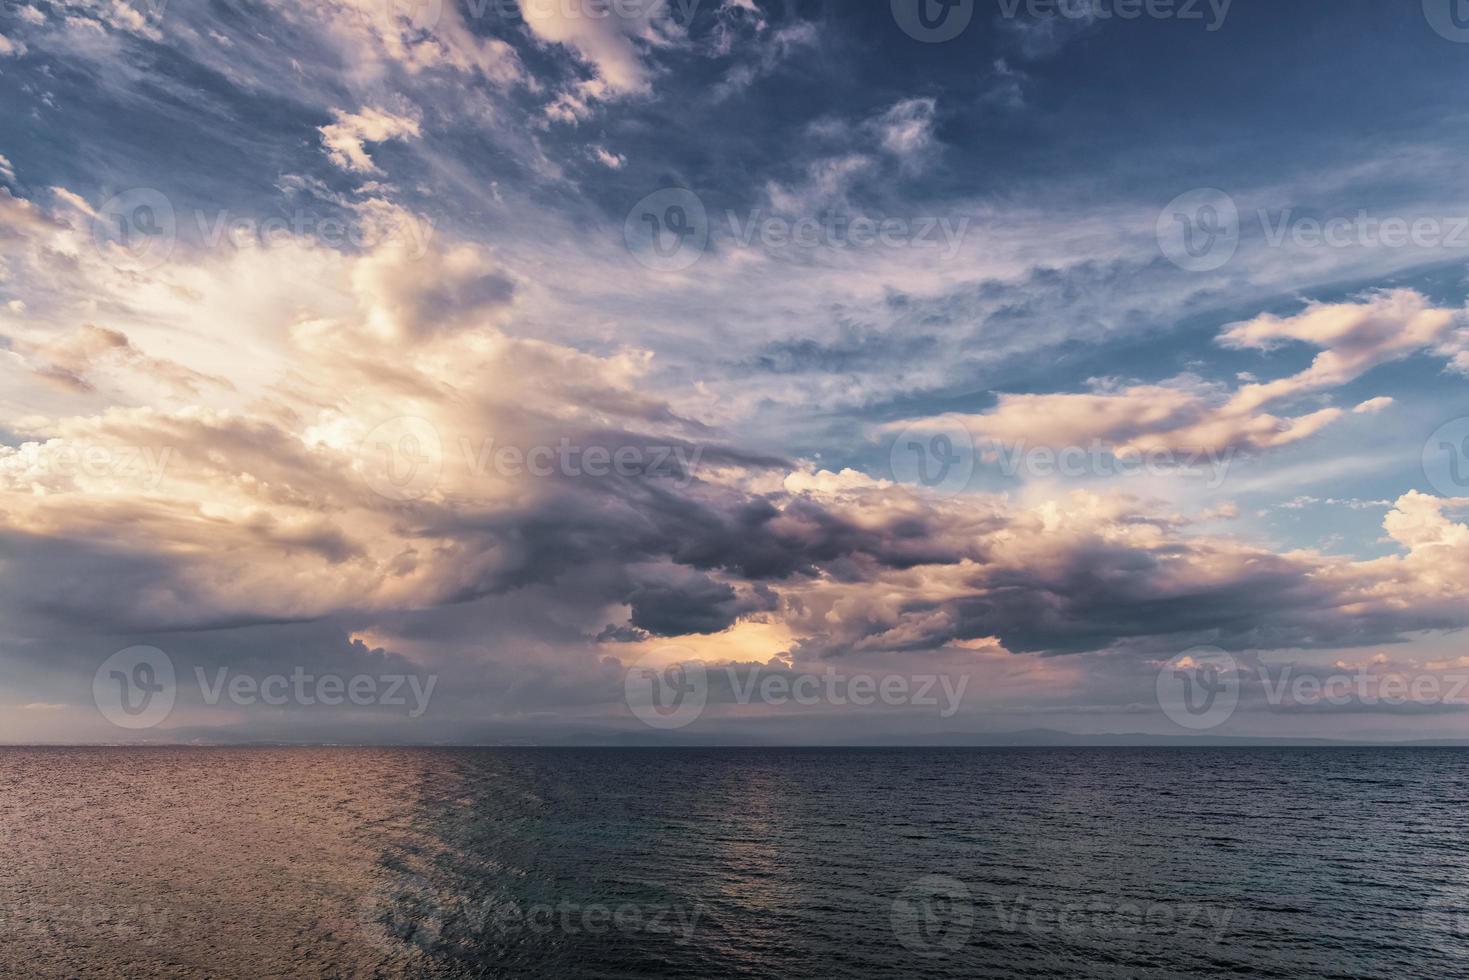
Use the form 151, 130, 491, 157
11, 726, 1469, 748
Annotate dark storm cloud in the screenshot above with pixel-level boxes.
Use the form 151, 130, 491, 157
626, 572, 779, 637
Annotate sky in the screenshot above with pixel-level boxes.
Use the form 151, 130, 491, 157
4, 0, 1469, 743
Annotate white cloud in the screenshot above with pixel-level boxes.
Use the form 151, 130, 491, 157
1219, 289, 1465, 413
319, 106, 422, 174
873, 97, 937, 167
521, 0, 684, 98
1354, 396, 1395, 415
315, 0, 524, 84
914, 379, 1342, 458
899, 291, 1466, 458
591, 144, 626, 169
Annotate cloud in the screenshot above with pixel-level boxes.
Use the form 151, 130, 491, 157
0, 185, 59, 237
759, 99, 941, 214
1354, 396, 1395, 415
897, 291, 1466, 457
521, 0, 685, 97
872, 98, 937, 168
24, 0, 160, 42
591, 144, 626, 169
947, 379, 1343, 457
709, 13, 818, 99
6, 324, 232, 396
6, 190, 1469, 736
312, 0, 525, 84
983, 59, 1028, 110
999, 5, 1101, 59
624, 566, 778, 636
319, 107, 422, 174
7, 8, 1469, 744
764, 154, 875, 216
14, 353, 1469, 662
1219, 289, 1465, 413
770, 477, 1469, 661
1380, 490, 1469, 551
349, 241, 516, 341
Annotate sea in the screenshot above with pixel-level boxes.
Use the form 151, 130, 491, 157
2, 747, 1466, 978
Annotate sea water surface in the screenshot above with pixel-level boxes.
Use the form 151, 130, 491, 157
2, 747, 1467, 978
